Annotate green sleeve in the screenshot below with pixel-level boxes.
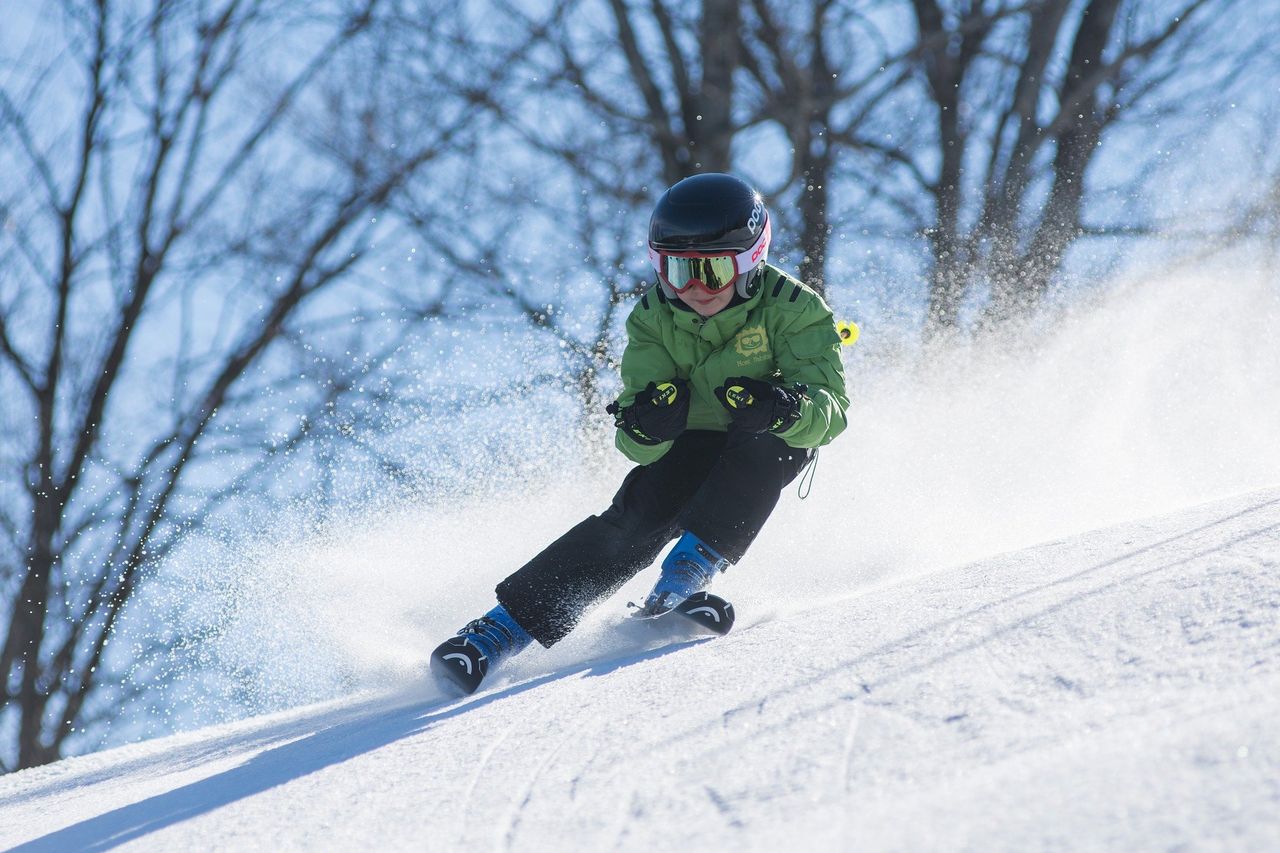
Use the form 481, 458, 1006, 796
614, 299, 679, 465
773, 298, 849, 449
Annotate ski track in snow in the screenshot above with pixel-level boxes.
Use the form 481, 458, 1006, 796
2, 487, 1280, 851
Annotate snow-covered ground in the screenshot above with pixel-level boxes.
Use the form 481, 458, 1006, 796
3, 484, 1278, 851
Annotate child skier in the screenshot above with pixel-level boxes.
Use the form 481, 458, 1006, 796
430, 172, 850, 694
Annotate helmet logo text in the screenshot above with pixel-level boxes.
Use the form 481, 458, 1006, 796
747, 199, 764, 234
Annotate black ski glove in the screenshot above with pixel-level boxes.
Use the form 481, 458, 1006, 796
714, 376, 806, 434
606, 378, 690, 445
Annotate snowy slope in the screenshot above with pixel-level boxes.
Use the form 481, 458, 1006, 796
2, 485, 1278, 852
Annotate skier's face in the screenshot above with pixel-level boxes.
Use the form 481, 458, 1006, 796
677, 282, 735, 317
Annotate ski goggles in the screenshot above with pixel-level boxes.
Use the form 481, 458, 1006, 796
648, 216, 771, 294
652, 252, 741, 293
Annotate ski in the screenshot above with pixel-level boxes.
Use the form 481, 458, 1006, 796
672, 591, 735, 635
429, 637, 488, 695
629, 591, 735, 636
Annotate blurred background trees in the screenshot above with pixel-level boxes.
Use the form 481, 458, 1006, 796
0, 0, 1274, 769
0, 0, 494, 770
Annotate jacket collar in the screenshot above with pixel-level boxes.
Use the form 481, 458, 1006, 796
668, 283, 764, 346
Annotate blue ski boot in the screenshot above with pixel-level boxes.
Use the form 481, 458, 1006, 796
430, 603, 533, 695
636, 531, 731, 618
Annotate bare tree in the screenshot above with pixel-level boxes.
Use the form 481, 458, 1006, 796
522, 0, 886, 296
869, 0, 1260, 336
738, 0, 914, 291
471, 0, 901, 306
435, 0, 1271, 351
0, 0, 476, 770
579, 0, 744, 184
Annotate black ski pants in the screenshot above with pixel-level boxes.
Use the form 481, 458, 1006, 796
495, 430, 812, 646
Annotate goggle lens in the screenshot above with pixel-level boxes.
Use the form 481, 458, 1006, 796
659, 254, 738, 292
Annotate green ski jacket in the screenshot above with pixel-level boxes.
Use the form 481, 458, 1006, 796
615, 264, 850, 465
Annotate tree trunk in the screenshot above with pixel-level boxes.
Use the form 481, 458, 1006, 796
691, 0, 740, 174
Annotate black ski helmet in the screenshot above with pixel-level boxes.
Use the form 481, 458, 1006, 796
648, 173, 771, 299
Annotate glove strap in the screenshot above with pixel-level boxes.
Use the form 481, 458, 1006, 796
766, 385, 807, 434
608, 400, 663, 445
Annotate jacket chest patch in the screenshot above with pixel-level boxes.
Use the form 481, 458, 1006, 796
733, 325, 771, 364
733, 325, 769, 357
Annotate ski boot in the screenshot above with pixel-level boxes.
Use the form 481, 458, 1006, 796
430, 603, 533, 695
632, 532, 735, 634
